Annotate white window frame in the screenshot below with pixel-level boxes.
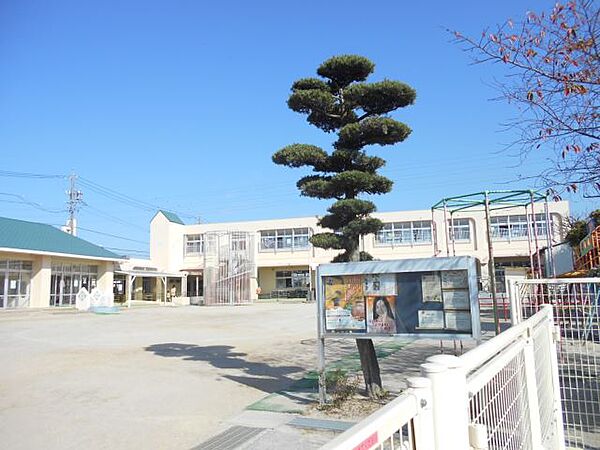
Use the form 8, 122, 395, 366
184, 234, 204, 256
50, 263, 98, 307
375, 221, 433, 247
448, 218, 471, 243
0, 260, 32, 309
491, 214, 548, 241
275, 270, 310, 289
259, 228, 310, 252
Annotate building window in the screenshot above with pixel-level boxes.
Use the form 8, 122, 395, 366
0, 260, 32, 308
260, 228, 310, 251
376, 221, 432, 246
50, 264, 98, 307
491, 214, 548, 241
185, 234, 204, 256
448, 218, 471, 242
230, 232, 247, 252
275, 270, 309, 289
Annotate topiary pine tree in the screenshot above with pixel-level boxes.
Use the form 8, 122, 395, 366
273, 55, 415, 397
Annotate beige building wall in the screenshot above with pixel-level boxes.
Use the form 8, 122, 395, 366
258, 265, 310, 293
149, 201, 570, 294
31, 255, 52, 308
97, 261, 115, 293
150, 213, 186, 273
1, 251, 118, 309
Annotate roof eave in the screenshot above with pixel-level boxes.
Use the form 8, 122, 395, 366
0, 247, 124, 262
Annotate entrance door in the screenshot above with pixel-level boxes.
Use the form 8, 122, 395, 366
63, 275, 73, 305
50, 274, 63, 306
0, 273, 5, 308
187, 275, 203, 297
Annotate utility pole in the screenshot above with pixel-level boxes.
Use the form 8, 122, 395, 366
65, 172, 84, 236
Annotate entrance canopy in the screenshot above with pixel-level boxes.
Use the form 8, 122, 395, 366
115, 269, 185, 307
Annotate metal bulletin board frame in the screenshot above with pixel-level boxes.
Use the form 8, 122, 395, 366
315, 256, 481, 402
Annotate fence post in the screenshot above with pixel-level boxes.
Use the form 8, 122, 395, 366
468, 424, 489, 450
407, 377, 435, 450
544, 304, 566, 449
523, 325, 543, 449
421, 354, 470, 450
509, 280, 522, 325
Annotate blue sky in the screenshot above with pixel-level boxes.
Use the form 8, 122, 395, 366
1, 0, 597, 257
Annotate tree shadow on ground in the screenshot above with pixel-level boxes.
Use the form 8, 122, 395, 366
145, 343, 305, 394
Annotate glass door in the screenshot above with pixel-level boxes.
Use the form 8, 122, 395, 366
63, 275, 72, 306
7, 272, 20, 308
50, 274, 62, 306
0, 273, 5, 308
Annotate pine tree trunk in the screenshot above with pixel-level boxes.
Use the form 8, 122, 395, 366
349, 243, 384, 398
356, 338, 384, 398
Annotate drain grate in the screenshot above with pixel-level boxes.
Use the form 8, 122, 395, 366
193, 426, 266, 450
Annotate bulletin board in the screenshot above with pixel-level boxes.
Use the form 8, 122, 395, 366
316, 256, 481, 340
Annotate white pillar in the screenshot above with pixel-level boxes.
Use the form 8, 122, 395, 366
508, 280, 523, 325
407, 377, 435, 450
421, 354, 470, 450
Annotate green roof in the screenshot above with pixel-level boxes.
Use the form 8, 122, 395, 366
155, 210, 185, 225
0, 216, 121, 260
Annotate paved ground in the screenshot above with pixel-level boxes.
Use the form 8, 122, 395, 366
0, 304, 499, 450
0, 304, 323, 450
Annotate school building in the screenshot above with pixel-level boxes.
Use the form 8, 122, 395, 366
148, 200, 570, 302
0, 216, 120, 309
0, 199, 571, 309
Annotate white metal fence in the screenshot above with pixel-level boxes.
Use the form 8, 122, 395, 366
322, 306, 563, 450
512, 279, 600, 450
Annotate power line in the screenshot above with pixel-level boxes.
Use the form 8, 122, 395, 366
0, 192, 66, 213
0, 170, 65, 179
75, 226, 149, 245
83, 205, 149, 232
78, 177, 196, 219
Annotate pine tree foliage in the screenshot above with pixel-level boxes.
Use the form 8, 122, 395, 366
273, 55, 416, 262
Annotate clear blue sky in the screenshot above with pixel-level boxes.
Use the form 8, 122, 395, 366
1, 0, 597, 257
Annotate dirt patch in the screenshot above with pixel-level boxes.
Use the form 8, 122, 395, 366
306, 392, 393, 421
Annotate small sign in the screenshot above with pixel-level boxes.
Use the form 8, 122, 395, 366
418, 310, 444, 329
367, 296, 397, 333
442, 289, 470, 310
441, 270, 469, 289
324, 275, 366, 331
445, 311, 472, 331
364, 273, 397, 296
421, 273, 442, 302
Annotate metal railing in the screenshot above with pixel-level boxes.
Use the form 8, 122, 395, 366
511, 279, 600, 450
321, 306, 563, 450
321, 381, 432, 450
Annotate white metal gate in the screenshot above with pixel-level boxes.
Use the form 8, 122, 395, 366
512, 279, 600, 450
322, 306, 564, 450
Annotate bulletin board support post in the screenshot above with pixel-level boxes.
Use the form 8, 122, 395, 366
317, 336, 327, 405
316, 266, 327, 404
